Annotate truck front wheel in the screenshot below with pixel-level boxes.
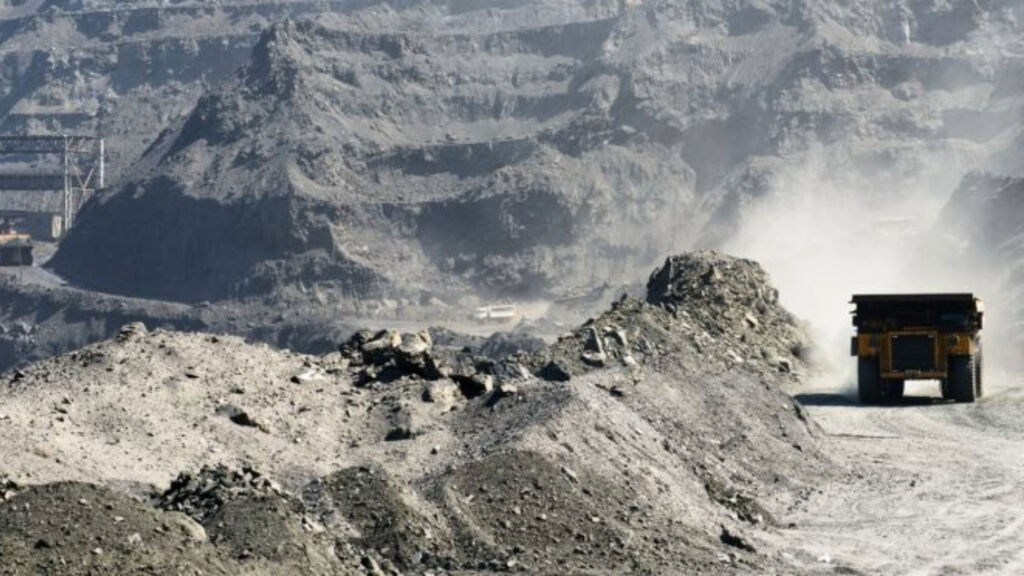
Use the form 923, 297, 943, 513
882, 379, 905, 401
858, 357, 881, 404
949, 355, 977, 403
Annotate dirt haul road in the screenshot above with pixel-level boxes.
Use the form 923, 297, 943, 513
773, 376, 1024, 575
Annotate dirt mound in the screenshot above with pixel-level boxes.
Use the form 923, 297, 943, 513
528, 251, 809, 383
0, 482, 230, 575
0, 478, 365, 575
198, 492, 338, 569
322, 465, 452, 570
433, 449, 721, 573
1, 251, 833, 573
156, 462, 369, 571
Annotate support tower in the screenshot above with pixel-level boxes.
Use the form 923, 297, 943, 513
0, 135, 105, 239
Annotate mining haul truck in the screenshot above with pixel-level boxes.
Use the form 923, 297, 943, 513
851, 294, 983, 404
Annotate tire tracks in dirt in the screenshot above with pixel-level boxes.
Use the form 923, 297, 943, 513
768, 377, 1024, 574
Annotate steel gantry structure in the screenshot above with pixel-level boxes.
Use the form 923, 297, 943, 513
0, 135, 105, 238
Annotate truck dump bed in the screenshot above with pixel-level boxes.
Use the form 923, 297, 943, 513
851, 293, 982, 332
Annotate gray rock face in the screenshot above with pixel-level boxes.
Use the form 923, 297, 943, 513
52, 8, 700, 301
934, 171, 1024, 363
44, 0, 1024, 303
938, 172, 1024, 261
0, 1, 371, 187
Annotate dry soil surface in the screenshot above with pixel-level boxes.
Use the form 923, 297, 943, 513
8, 251, 1024, 574
0, 252, 828, 575
773, 374, 1024, 575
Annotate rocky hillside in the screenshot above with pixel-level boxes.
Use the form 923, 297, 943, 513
0, 252, 836, 574
0, 1, 371, 189
939, 172, 1024, 264
47, 0, 1024, 303
935, 171, 1024, 363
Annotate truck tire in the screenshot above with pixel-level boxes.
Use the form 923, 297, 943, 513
949, 355, 976, 403
882, 379, 905, 401
858, 357, 881, 404
974, 340, 984, 398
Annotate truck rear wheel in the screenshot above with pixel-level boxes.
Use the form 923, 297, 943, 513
949, 354, 977, 403
858, 357, 881, 404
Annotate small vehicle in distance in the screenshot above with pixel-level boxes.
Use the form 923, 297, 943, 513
472, 304, 518, 324
0, 219, 32, 267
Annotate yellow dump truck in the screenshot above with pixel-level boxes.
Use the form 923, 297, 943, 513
851, 294, 983, 403
0, 224, 32, 266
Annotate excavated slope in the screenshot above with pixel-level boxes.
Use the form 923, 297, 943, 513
49, 0, 1024, 303
0, 1, 368, 185
935, 171, 1024, 364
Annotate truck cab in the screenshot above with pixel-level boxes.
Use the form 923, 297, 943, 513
851, 294, 983, 403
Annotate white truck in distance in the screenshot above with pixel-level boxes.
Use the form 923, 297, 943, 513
472, 304, 518, 323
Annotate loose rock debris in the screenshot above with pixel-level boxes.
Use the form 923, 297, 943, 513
0, 252, 833, 574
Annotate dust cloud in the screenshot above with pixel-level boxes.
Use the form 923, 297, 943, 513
721, 149, 991, 389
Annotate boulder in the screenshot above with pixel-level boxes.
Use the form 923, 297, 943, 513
456, 373, 494, 399
422, 380, 459, 409
538, 361, 572, 382
117, 322, 148, 342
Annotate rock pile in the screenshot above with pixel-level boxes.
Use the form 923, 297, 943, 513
529, 250, 809, 382
340, 329, 445, 383
338, 328, 501, 399
156, 464, 288, 523
428, 327, 547, 361
647, 251, 807, 370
